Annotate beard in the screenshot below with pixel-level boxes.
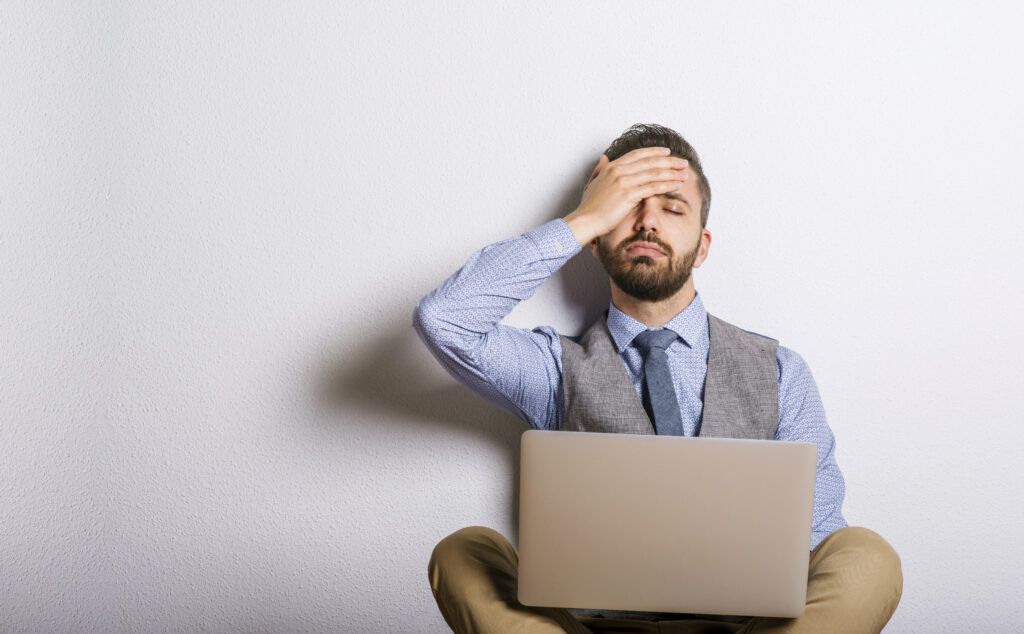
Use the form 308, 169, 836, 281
596, 231, 701, 302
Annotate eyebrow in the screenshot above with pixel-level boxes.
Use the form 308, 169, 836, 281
658, 192, 692, 208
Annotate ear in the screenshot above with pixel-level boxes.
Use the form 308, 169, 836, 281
692, 229, 712, 268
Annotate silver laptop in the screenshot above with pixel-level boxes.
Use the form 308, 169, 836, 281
517, 429, 817, 619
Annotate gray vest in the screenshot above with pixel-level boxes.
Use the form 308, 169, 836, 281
558, 312, 779, 439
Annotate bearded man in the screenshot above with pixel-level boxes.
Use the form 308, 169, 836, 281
412, 123, 903, 634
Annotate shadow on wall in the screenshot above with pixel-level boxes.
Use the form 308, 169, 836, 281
314, 159, 612, 537
544, 157, 614, 334
318, 331, 528, 532
553, 241, 611, 334
316, 326, 528, 450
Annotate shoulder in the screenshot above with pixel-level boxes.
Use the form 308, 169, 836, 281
706, 311, 817, 388
774, 344, 815, 386
775, 344, 807, 368
707, 313, 779, 357
738, 326, 778, 344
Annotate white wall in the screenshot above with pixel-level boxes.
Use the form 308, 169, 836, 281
3, 1, 1022, 631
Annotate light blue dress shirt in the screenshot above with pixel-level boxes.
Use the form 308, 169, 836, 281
413, 218, 847, 550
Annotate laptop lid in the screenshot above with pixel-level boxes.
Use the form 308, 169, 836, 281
516, 429, 817, 618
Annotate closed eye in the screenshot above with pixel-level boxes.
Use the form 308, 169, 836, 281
659, 192, 692, 211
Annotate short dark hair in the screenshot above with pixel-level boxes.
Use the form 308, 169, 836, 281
603, 123, 711, 228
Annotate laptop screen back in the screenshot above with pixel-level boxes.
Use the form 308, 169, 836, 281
517, 429, 817, 618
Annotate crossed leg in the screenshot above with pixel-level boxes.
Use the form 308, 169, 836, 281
428, 525, 902, 634
736, 527, 903, 634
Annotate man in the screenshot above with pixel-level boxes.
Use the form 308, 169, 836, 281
412, 124, 903, 633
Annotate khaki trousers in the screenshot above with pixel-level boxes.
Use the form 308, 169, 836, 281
428, 525, 902, 634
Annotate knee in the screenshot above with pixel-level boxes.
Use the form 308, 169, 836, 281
428, 525, 510, 575
823, 526, 903, 600
829, 527, 902, 572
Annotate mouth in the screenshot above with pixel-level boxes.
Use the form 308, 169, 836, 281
625, 242, 667, 258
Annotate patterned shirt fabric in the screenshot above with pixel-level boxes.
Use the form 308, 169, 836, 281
413, 218, 847, 550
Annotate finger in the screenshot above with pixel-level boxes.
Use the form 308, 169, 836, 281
622, 167, 688, 187
636, 179, 686, 199
614, 146, 672, 166
614, 156, 688, 177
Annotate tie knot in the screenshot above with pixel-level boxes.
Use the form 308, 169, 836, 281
632, 328, 677, 354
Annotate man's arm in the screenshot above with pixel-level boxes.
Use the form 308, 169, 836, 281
775, 347, 849, 551
412, 219, 581, 430
413, 146, 689, 429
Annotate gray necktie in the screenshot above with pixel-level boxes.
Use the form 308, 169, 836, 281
633, 329, 685, 436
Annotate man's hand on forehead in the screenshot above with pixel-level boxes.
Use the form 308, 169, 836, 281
565, 147, 689, 246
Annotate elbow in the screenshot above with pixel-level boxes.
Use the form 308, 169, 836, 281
411, 294, 454, 352
412, 294, 438, 339
412, 294, 480, 364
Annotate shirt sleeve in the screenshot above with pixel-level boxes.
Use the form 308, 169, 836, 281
775, 345, 849, 550
412, 219, 582, 430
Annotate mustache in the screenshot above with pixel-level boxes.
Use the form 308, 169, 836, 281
618, 232, 673, 256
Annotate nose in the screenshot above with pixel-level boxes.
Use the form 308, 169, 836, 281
633, 197, 662, 234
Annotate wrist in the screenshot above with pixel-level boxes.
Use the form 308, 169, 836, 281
563, 210, 601, 247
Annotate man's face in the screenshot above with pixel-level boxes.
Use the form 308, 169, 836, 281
589, 170, 710, 302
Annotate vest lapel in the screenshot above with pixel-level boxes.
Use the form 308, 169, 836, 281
700, 313, 780, 439
559, 314, 654, 434
559, 310, 779, 440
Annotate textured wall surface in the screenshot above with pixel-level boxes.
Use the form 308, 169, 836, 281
2, 1, 1022, 632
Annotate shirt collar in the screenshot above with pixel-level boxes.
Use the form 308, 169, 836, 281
606, 291, 709, 353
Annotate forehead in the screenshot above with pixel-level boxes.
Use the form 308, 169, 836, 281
654, 169, 702, 208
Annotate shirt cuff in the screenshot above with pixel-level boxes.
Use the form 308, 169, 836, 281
523, 218, 582, 270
